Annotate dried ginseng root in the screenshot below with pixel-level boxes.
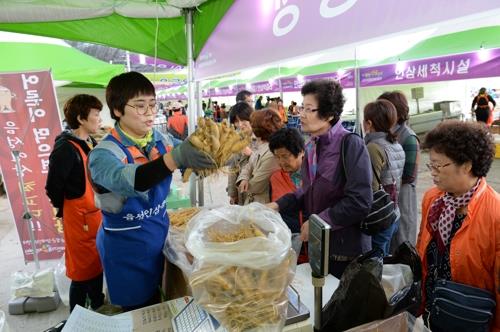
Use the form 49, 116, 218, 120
183, 118, 251, 182
169, 207, 201, 231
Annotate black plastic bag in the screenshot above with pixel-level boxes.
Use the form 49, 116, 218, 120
321, 242, 422, 332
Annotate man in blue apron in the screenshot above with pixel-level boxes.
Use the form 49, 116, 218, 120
88, 72, 214, 310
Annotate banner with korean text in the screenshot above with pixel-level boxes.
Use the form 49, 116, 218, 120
360, 48, 500, 87
0, 70, 64, 262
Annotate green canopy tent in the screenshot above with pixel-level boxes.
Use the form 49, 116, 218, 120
1, 1, 498, 131
0, 0, 235, 134
0, 1, 234, 66
0, 38, 124, 86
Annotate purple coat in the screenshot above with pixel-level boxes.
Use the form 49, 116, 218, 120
277, 121, 373, 259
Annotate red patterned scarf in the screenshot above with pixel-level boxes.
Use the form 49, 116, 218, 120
427, 179, 480, 250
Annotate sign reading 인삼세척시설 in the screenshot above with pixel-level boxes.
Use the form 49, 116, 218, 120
0, 70, 64, 262
359, 48, 500, 87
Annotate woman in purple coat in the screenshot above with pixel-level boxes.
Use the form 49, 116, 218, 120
268, 79, 373, 278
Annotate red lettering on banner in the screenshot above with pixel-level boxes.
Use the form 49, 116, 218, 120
0, 71, 64, 261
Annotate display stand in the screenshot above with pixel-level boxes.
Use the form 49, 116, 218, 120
8, 150, 60, 315
13, 150, 40, 269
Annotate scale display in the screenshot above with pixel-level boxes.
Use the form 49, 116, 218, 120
308, 214, 331, 277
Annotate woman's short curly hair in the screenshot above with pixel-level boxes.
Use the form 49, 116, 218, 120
269, 127, 305, 157
301, 79, 345, 125
250, 108, 283, 141
423, 120, 495, 177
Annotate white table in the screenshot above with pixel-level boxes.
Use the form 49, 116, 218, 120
284, 263, 339, 332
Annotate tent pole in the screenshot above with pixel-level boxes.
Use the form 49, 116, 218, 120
354, 47, 362, 136
185, 8, 204, 206
196, 81, 203, 118
125, 50, 131, 72
185, 8, 196, 135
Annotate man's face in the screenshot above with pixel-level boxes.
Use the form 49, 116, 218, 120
244, 94, 254, 106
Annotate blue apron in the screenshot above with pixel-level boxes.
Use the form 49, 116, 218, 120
96, 135, 171, 307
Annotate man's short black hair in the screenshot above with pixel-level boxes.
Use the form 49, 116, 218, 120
236, 90, 252, 103
269, 127, 305, 157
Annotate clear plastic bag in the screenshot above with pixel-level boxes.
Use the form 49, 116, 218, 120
180, 203, 296, 332
0, 310, 10, 332
54, 254, 71, 306
10, 268, 54, 299
163, 207, 202, 275
163, 223, 195, 275
381, 264, 413, 300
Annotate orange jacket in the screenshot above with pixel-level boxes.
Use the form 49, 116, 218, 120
270, 169, 295, 202
270, 169, 308, 263
416, 178, 500, 331
167, 111, 188, 136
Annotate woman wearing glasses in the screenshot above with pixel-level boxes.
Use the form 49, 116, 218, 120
267, 79, 373, 278
416, 120, 500, 331
88, 72, 215, 310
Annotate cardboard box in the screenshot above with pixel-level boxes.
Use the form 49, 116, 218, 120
345, 312, 430, 332
162, 258, 191, 301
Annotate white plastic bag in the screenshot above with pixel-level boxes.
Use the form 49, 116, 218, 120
185, 203, 292, 269
10, 268, 54, 298
0, 310, 10, 332
380, 264, 413, 300
54, 254, 71, 306
182, 203, 296, 332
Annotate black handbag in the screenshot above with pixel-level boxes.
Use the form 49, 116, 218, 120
428, 279, 496, 332
341, 134, 396, 236
321, 242, 422, 332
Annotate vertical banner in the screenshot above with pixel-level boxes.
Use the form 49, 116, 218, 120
0, 70, 64, 261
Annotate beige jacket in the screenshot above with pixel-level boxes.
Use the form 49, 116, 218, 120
226, 153, 250, 205
236, 142, 280, 205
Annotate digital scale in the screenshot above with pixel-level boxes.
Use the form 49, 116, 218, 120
308, 214, 331, 331
285, 285, 310, 325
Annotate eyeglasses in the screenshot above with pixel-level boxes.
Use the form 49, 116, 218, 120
299, 107, 318, 114
426, 162, 452, 172
126, 102, 159, 115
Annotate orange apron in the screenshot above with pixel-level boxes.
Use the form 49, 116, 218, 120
63, 140, 103, 281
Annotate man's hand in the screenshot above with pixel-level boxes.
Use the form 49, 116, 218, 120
300, 220, 309, 242
242, 146, 253, 157
238, 180, 249, 193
